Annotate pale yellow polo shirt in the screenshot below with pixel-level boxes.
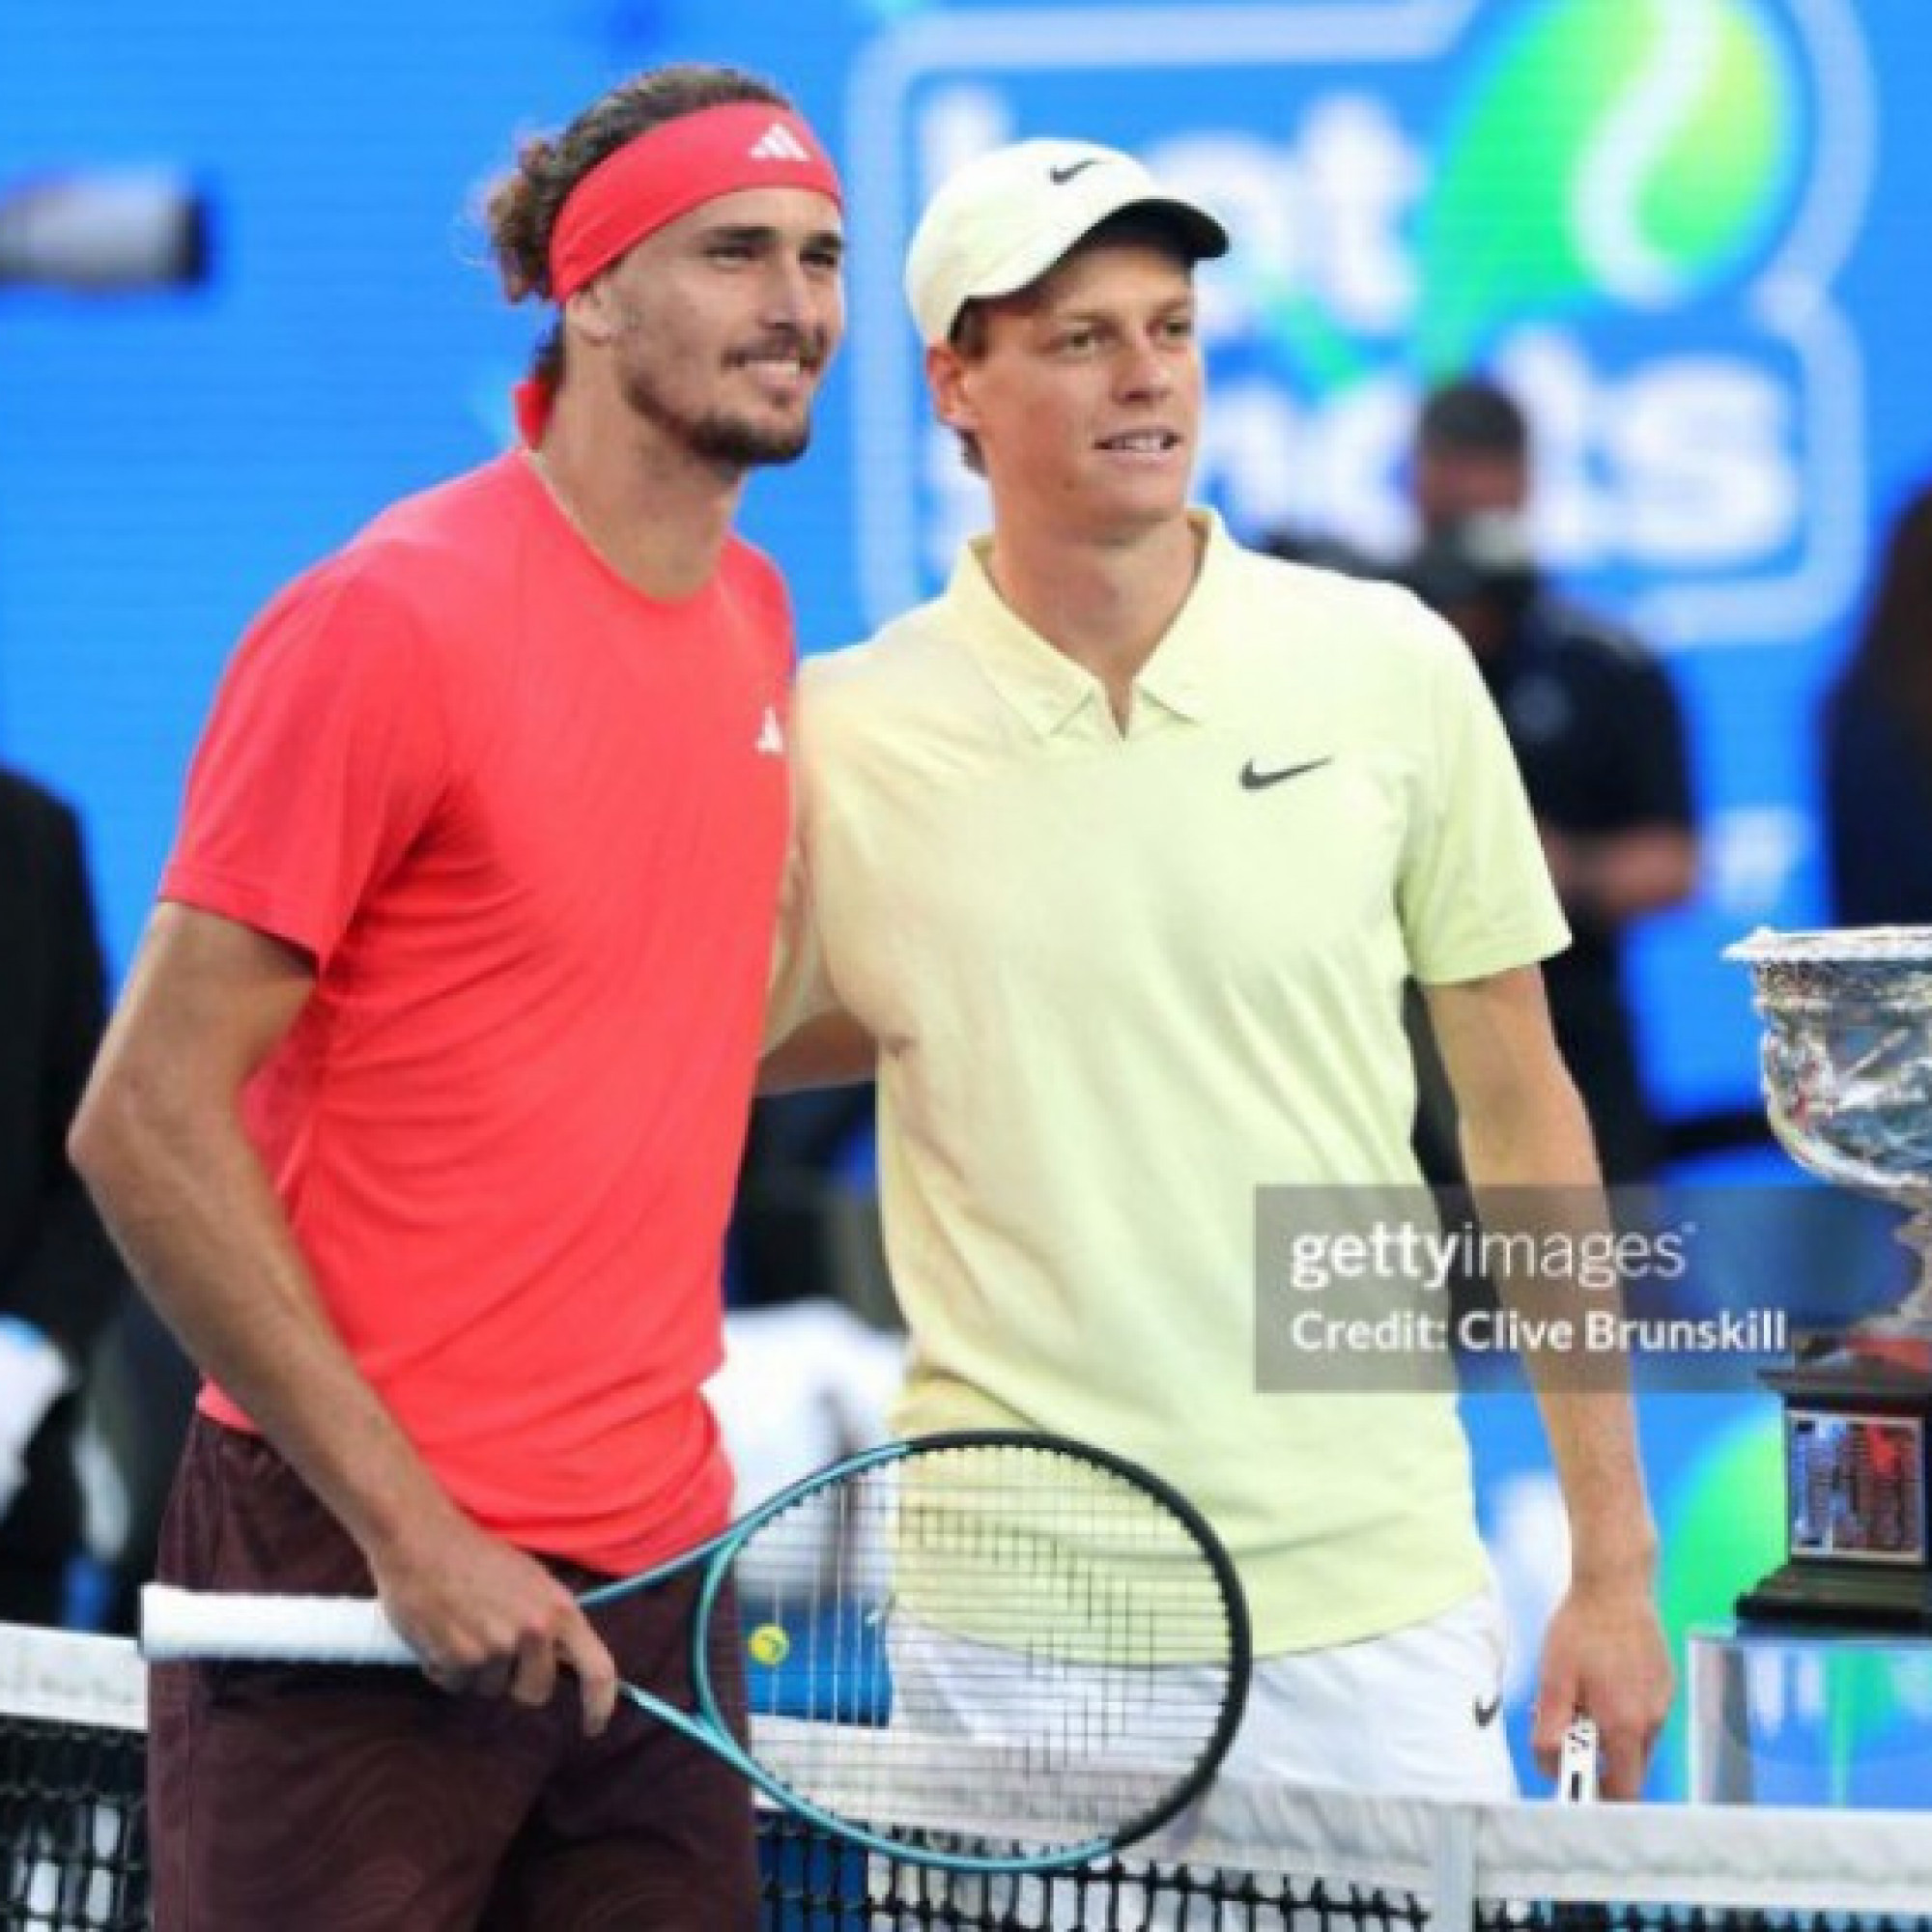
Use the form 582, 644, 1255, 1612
772, 512, 1570, 1651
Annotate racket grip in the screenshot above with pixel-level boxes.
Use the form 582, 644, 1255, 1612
140, 1583, 416, 1664
1556, 1715, 1600, 1804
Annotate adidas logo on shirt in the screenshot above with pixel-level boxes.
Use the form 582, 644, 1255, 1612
755, 706, 785, 756
749, 122, 812, 163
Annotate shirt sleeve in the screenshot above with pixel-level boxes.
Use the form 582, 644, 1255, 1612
1397, 604, 1572, 986
161, 557, 449, 968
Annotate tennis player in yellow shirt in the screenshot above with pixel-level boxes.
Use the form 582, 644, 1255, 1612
765, 137, 1672, 1812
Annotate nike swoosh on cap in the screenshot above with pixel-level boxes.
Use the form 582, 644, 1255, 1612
1238, 756, 1332, 791
1048, 157, 1103, 185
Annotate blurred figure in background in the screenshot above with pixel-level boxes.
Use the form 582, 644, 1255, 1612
1822, 480, 1932, 926
1257, 523, 1383, 579
0, 763, 127, 1625
1406, 377, 1698, 1187
0, 163, 206, 1631
729, 1088, 877, 1313
1, 160, 210, 1633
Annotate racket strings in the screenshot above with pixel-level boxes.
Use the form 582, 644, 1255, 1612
729, 1440, 1240, 1856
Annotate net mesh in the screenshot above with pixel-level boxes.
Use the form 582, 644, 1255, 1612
8, 1621, 1932, 1931
1, 1628, 145, 1932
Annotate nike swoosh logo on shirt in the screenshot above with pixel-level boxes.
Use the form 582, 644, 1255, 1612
1238, 756, 1333, 792
1472, 1692, 1502, 1729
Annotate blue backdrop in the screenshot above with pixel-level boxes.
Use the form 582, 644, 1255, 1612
5, 0, 1928, 1119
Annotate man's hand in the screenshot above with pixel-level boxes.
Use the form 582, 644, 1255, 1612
1530, 1568, 1674, 1800
368, 1509, 620, 1737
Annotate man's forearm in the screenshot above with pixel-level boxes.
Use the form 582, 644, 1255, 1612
1430, 968, 1674, 1784
1532, 1391, 1660, 1583
71, 1085, 457, 1565
1459, 1081, 1658, 1575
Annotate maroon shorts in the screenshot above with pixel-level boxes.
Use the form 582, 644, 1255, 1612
148, 1416, 758, 1931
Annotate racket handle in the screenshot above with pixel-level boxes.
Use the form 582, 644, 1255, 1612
1556, 1715, 1600, 1804
141, 1583, 415, 1664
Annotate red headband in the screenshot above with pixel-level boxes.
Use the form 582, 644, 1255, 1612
547, 102, 841, 304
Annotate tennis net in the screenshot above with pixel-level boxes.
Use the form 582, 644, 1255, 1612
8, 1617, 1932, 1930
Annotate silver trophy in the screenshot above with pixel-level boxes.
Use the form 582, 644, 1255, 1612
1727, 924, 1932, 1627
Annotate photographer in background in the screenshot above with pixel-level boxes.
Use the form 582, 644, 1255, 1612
0, 764, 128, 1624
1406, 378, 1698, 1188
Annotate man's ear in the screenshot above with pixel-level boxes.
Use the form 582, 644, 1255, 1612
925, 341, 977, 439
563, 275, 622, 350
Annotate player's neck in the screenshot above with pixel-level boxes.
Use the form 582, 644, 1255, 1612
531, 399, 743, 602
985, 512, 1203, 723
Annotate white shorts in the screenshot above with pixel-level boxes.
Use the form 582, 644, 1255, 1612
890, 1581, 1516, 1812
1215, 1584, 1519, 1802
877, 1588, 1516, 1926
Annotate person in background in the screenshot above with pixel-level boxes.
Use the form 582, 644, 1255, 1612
71, 63, 843, 1929
1406, 377, 1698, 1187
1822, 480, 1932, 926
764, 139, 1672, 1813
0, 762, 127, 1626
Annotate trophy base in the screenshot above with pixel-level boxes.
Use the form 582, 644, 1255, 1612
1738, 1561, 1932, 1632
1745, 1353, 1932, 1628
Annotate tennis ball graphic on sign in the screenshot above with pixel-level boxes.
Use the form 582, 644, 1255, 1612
1656, 1409, 1784, 1652
1416, 0, 1803, 371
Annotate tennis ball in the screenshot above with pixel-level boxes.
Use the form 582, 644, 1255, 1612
748, 1623, 790, 1667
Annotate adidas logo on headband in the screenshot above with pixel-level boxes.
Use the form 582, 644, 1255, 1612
750, 122, 812, 163
544, 106, 844, 309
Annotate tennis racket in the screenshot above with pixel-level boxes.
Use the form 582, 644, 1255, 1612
141, 1430, 1251, 1873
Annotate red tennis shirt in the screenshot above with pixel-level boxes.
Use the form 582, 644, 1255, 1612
162, 452, 794, 1572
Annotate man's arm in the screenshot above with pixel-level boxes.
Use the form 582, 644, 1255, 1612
759, 1010, 876, 1094
1423, 963, 1674, 1800
70, 903, 615, 1731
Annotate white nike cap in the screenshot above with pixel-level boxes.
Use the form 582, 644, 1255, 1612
904, 138, 1230, 346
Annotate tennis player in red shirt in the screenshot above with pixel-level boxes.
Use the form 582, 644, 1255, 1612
71, 63, 843, 1930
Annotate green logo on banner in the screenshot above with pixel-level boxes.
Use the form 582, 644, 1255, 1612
1417, 0, 1804, 371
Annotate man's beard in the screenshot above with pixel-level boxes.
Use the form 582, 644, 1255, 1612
620, 355, 818, 469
